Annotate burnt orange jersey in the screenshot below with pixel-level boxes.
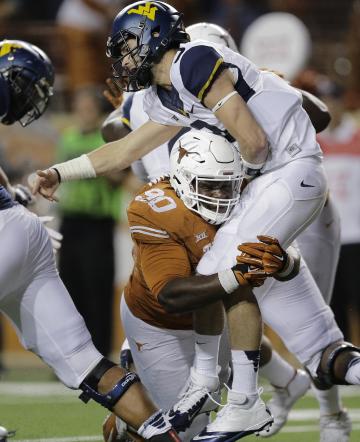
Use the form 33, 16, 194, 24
124, 179, 217, 330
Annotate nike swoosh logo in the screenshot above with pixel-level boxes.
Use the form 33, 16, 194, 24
300, 180, 315, 188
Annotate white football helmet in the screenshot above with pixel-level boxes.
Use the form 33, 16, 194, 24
170, 130, 242, 225
186, 22, 238, 52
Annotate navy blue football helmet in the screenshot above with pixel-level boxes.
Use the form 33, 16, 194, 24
106, 1, 189, 91
0, 40, 54, 126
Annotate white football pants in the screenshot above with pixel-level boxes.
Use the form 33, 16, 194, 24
120, 296, 231, 441
197, 156, 343, 366
296, 195, 341, 304
0, 205, 102, 388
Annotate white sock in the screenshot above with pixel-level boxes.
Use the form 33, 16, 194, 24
345, 357, 360, 384
312, 384, 342, 415
231, 349, 259, 398
260, 350, 296, 388
194, 333, 221, 378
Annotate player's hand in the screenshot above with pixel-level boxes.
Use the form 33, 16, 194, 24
39, 216, 63, 254
103, 77, 124, 109
237, 235, 287, 276
30, 169, 60, 202
232, 263, 267, 288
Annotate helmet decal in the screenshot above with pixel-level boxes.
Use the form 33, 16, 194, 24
128, 2, 158, 21
0, 42, 24, 58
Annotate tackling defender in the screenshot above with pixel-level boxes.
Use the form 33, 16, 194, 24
0, 39, 179, 441
103, 130, 298, 441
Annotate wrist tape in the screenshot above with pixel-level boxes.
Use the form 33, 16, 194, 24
52, 154, 96, 182
218, 269, 239, 294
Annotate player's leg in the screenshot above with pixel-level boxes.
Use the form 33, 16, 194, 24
296, 196, 351, 441
195, 157, 327, 441
296, 194, 341, 304
121, 295, 219, 441
258, 336, 311, 437
0, 210, 178, 441
166, 302, 225, 432
257, 195, 344, 438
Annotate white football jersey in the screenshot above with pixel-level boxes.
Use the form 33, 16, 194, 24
144, 41, 322, 172
120, 90, 172, 181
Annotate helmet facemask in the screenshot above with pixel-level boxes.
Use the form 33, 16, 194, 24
108, 26, 154, 92
190, 175, 241, 225
170, 131, 242, 225
2, 66, 53, 126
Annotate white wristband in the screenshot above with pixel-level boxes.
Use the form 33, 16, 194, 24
218, 269, 239, 294
241, 158, 265, 170
52, 154, 96, 182
212, 91, 238, 113
277, 246, 299, 278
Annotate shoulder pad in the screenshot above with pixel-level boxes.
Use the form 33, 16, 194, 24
179, 45, 224, 102
127, 181, 184, 243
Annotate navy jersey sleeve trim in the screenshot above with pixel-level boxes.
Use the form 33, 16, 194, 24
121, 94, 135, 129
180, 45, 224, 103
224, 63, 255, 103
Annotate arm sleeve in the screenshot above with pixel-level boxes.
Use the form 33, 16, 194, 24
139, 242, 192, 297
180, 45, 225, 103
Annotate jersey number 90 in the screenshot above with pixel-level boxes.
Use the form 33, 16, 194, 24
135, 188, 177, 213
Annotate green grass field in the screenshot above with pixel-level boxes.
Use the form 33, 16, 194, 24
0, 368, 359, 442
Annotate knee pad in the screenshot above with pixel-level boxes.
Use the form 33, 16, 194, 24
79, 357, 140, 410
309, 341, 360, 390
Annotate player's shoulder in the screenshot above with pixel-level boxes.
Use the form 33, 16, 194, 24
172, 41, 225, 102
127, 179, 188, 243
121, 89, 148, 130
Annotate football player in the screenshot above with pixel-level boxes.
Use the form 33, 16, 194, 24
31, 2, 360, 440
103, 129, 298, 441
0, 39, 180, 442
100, 22, 349, 441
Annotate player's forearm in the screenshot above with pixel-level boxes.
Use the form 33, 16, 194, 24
158, 274, 248, 313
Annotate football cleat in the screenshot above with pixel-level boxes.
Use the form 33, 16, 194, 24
191, 392, 273, 442
320, 409, 352, 442
138, 410, 178, 441
166, 367, 220, 432
0, 426, 16, 442
258, 368, 311, 437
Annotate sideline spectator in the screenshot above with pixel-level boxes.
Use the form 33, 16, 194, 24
57, 86, 124, 357
56, 0, 119, 93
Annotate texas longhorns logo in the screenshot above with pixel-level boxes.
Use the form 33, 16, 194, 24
177, 143, 189, 164
128, 2, 158, 21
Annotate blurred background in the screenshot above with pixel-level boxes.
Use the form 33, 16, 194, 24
0, 0, 359, 372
